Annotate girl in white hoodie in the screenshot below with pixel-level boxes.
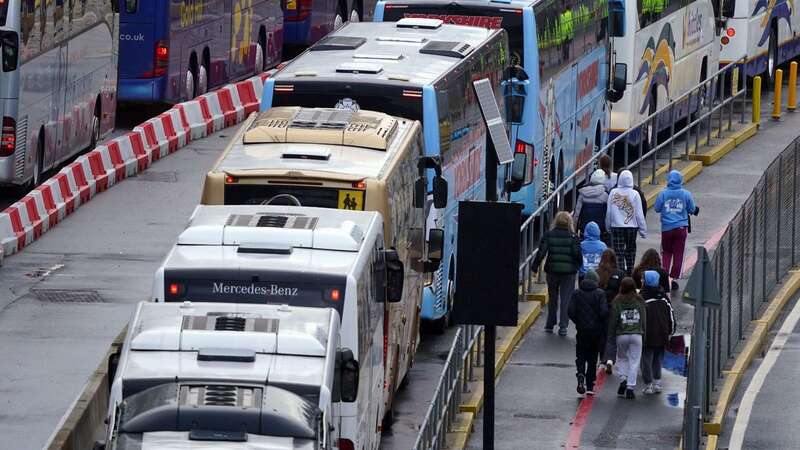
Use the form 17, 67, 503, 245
605, 170, 647, 274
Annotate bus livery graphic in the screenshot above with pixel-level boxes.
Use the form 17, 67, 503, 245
753, 0, 792, 46
636, 24, 675, 114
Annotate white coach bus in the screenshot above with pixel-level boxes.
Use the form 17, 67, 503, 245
152, 205, 404, 450
610, 0, 718, 142
0, 0, 118, 187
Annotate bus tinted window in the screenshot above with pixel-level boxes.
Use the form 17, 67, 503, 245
535, 0, 605, 80
382, 5, 524, 66
124, 0, 138, 13
0, 1, 7, 25
272, 83, 424, 121
638, 0, 684, 27
225, 184, 351, 209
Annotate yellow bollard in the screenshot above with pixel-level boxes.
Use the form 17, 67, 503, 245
789, 62, 798, 112
753, 76, 762, 123
773, 69, 783, 120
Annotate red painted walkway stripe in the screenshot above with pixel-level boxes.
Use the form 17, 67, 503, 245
565, 370, 607, 449
680, 224, 728, 277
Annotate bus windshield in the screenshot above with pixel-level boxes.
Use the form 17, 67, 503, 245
272, 82, 423, 121
382, 4, 524, 66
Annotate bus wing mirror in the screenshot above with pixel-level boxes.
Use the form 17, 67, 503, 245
608, 0, 626, 38
384, 249, 404, 303
336, 349, 359, 403
414, 177, 426, 208
433, 176, 448, 209
721, 0, 735, 18
608, 63, 627, 103
509, 152, 527, 192
503, 68, 529, 125
425, 228, 444, 272
1, 31, 19, 72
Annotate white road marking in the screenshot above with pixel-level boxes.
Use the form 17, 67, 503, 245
728, 295, 800, 449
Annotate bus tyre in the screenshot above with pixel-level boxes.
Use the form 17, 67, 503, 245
198, 63, 208, 96
334, 11, 345, 30
186, 68, 196, 100
90, 110, 100, 149
433, 280, 455, 334
768, 25, 778, 86
31, 135, 44, 188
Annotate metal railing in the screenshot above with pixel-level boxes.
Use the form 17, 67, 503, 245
683, 136, 800, 449
413, 57, 750, 450
519, 57, 749, 291
413, 324, 483, 450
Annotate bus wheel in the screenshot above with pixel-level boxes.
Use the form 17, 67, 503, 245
255, 42, 265, 74
198, 61, 208, 96
186, 66, 197, 100
334, 9, 345, 30
350, 5, 360, 22
433, 280, 454, 335
90, 100, 101, 149
31, 133, 44, 188
768, 24, 778, 85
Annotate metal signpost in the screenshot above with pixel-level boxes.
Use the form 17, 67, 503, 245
682, 246, 721, 450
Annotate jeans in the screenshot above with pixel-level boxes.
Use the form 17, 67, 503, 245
615, 334, 643, 388
546, 272, 576, 331
661, 227, 688, 279
641, 345, 665, 385
576, 330, 604, 389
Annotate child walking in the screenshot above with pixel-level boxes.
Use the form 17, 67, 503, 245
596, 249, 625, 374
608, 277, 646, 399
579, 221, 608, 280
640, 270, 676, 394
568, 270, 609, 396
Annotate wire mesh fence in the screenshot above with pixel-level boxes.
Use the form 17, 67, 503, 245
684, 138, 800, 449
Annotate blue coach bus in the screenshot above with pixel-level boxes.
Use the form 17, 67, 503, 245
377, 0, 627, 214
260, 21, 511, 331
117, 0, 283, 104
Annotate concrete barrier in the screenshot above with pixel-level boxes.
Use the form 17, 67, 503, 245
0, 73, 270, 258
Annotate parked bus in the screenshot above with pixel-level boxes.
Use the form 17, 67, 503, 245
0, 0, 118, 187
261, 20, 510, 329
717, 0, 795, 81
152, 205, 403, 450
116, 0, 283, 104
200, 106, 444, 416
610, 0, 718, 142
376, 0, 627, 213
283, 0, 382, 50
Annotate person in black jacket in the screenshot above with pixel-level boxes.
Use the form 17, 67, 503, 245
568, 269, 609, 396
533, 211, 583, 336
640, 271, 676, 394
596, 249, 626, 374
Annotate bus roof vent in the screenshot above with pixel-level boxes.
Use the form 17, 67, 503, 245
376, 36, 427, 44
182, 314, 280, 334
226, 213, 318, 230
336, 62, 383, 74
353, 51, 404, 61
396, 18, 443, 29
243, 107, 398, 150
311, 35, 367, 51
419, 41, 473, 58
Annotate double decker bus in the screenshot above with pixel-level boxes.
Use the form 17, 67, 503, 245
260, 21, 508, 330
0, 0, 118, 187
377, 0, 626, 213
117, 0, 283, 104
717, 0, 797, 81
610, 0, 718, 142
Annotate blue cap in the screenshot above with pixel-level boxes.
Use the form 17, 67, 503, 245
644, 270, 660, 287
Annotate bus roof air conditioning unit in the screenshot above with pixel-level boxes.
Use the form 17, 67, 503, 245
311, 35, 367, 51
396, 18, 443, 29
335, 62, 383, 74
419, 41, 472, 58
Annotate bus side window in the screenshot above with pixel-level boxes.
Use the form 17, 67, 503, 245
1, 31, 19, 72
125, 0, 138, 13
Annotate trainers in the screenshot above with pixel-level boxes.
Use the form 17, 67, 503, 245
605, 360, 614, 375
586, 389, 595, 396
617, 380, 627, 397
577, 374, 586, 395
654, 381, 663, 393
625, 388, 636, 399
671, 280, 680, 291
643, 384, 655, 395
558, 328, 568, 336
544, 327, 554, 333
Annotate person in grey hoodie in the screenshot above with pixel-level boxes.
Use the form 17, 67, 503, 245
606, 170, 647, 275
574, 169, 609, 241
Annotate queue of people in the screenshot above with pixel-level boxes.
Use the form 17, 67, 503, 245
533, 157, 694, 399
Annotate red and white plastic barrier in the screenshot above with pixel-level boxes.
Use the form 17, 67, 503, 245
0, 73, 271, 262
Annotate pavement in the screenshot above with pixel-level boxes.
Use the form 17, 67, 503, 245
464, 100, 800, 449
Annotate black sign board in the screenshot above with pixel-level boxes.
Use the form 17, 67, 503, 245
452, 200, 522, 326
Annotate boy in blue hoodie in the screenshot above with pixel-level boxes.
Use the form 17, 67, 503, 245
580, 222, 607, 279
654, 170, 698, 290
